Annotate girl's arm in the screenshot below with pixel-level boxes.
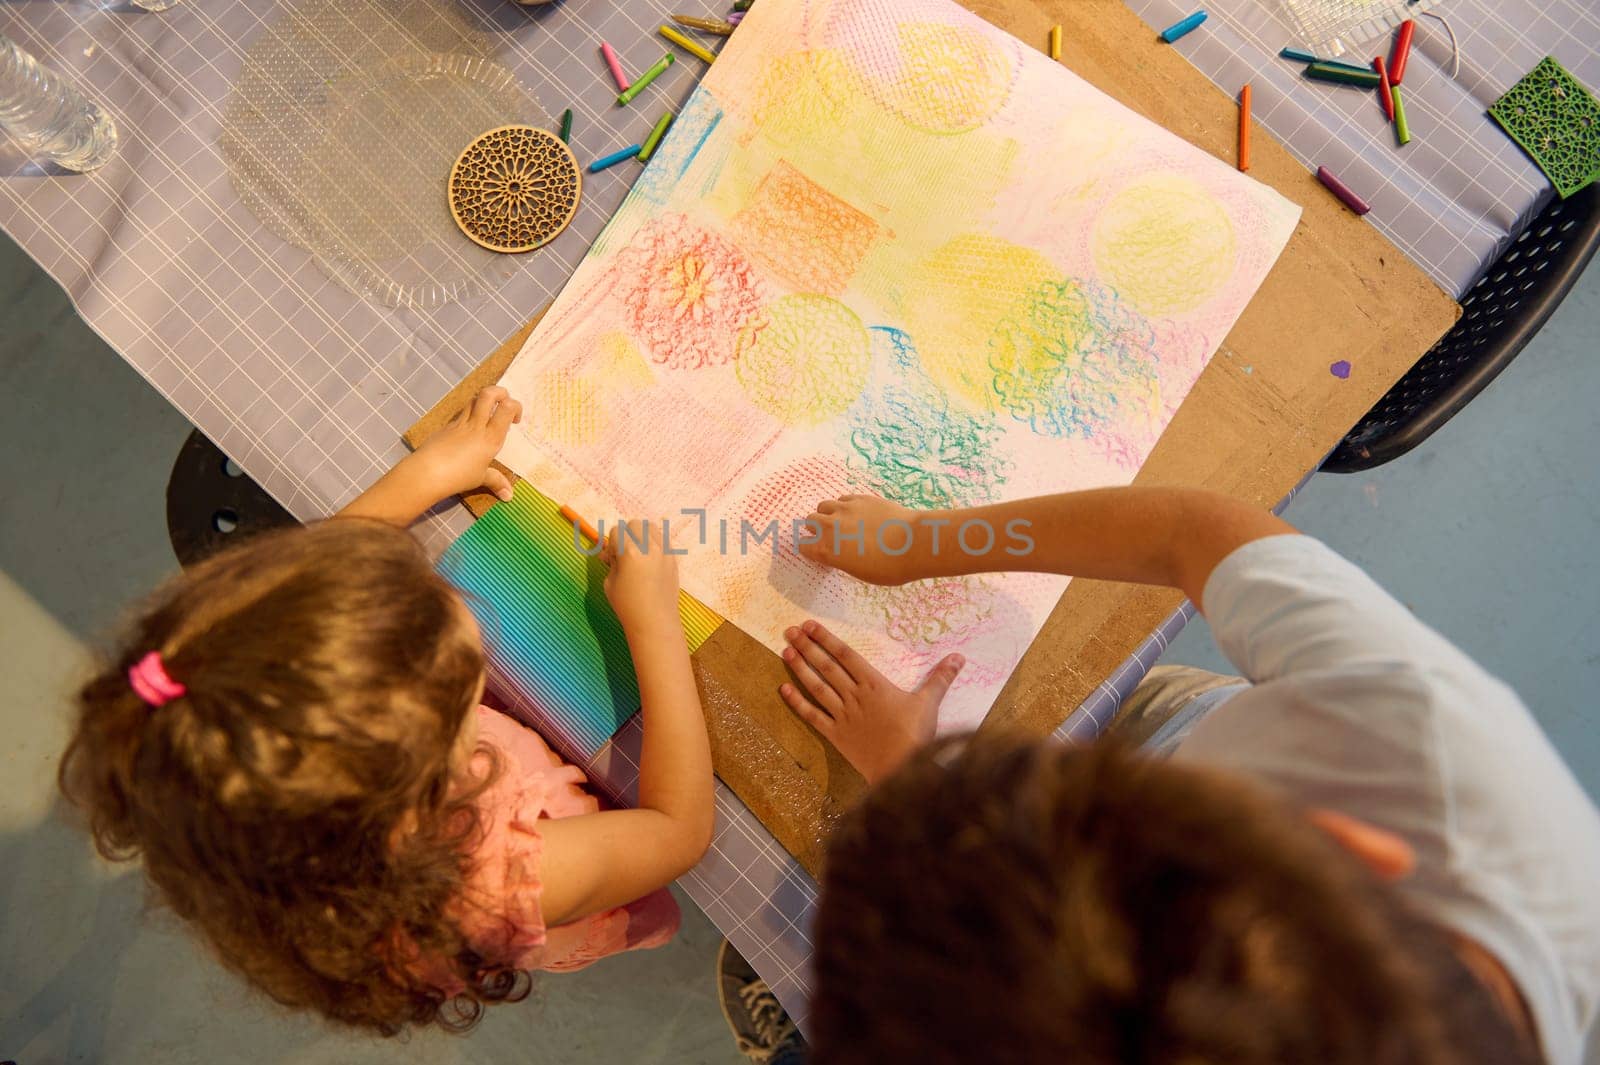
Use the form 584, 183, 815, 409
535, 520, 713, 926
799, 487, 1295, 613
336, 386, 521, 525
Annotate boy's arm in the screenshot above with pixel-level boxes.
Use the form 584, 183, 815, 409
336, 386, 521, 525
782, 488, 1295, 782
801, 488, 1295, 613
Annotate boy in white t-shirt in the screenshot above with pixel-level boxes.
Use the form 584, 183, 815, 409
771, 488, 1598, 1065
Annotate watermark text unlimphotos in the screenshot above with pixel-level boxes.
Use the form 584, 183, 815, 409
571, 509, 1035, 558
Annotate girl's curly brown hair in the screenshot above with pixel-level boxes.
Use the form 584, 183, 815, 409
59, 519, 528, 1034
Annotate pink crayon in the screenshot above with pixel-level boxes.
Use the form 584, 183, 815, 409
600, 40, 631, 91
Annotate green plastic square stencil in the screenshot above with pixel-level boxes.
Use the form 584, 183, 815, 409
1489, 57, 1600, 199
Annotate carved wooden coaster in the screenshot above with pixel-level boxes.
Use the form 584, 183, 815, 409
449, 125, 582, 253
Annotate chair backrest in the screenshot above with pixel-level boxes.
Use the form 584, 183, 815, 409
1326, 183, 1600, 472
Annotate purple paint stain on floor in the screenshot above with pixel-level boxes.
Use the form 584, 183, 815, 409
1330, 359, 1352, 379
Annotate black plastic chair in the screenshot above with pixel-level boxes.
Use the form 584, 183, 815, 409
166, 429, 298, 568
1325, 182, 1600, 471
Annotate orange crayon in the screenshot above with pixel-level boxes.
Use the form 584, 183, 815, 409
558, 505, 602, 546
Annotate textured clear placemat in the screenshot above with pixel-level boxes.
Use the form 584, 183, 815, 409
221, 0, 550, 309
1276, 0, 1439, 58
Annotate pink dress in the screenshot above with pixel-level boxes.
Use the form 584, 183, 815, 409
412, 706, 680, 995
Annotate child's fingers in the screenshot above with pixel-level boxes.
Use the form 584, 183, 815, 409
915, 654, 966, 705
782, 643, 845, 715
470, 385, 510, 425
816, 498, 840, 514
488, 396, 523, 434
483, 468, 514, 503
798, 535, 827, 564
801, 620, 876, 682
786, 625, 854, 695
779, 683, 836, 738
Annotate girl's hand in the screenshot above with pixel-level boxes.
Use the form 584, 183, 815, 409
603, 520, 682, 634
336, 387, 522, 524
798, 494, 934, 586
408, 386, 523, 503
778, 620, 964, 784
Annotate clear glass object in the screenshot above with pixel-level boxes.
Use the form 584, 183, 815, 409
0, 34, 117, 172
131, 0, 187, 10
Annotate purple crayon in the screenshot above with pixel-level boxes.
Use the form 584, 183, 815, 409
1316, 165, 1370, 215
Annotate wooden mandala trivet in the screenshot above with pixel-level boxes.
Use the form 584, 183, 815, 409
449, 125, 582, 253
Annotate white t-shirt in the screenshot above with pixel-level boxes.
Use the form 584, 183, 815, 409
1173, 535, 1600, 1065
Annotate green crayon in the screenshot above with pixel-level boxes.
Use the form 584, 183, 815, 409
639, 111, 675, 162
618, 52, 674, 105
1305, 62, 1382, 88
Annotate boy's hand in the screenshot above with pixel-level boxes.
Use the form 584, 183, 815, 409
778, 620, 963, 784
409, 386, 523, 502
799, 494, 932, 585
603, 520, 683, 635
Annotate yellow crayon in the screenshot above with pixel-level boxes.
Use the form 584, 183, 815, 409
659, 24, 717, 65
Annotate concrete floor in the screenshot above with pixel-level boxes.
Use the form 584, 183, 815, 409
1158, 258, 1600, 802
2, 223, 1597, 1062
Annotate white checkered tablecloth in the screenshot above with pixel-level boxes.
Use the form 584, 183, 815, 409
3, 0, 1595, 1037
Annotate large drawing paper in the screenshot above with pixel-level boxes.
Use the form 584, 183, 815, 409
495, 0, 1300, 732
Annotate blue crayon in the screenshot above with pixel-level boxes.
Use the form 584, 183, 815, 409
1159, 9, 1207, 43
588, 144, 642, 172
1279, 46, 1318, 62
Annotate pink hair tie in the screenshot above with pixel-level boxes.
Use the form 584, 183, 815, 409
128, 651, 186, 708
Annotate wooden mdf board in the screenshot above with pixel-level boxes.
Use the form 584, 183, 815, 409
409, 0, 1459, 876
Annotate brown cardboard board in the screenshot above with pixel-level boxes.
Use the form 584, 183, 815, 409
408, 0, 1460, 876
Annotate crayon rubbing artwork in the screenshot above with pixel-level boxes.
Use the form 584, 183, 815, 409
495, 0, 1300, 733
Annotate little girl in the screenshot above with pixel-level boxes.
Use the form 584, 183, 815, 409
59, 387, 713, 1033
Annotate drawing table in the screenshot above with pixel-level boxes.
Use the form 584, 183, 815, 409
5, 0, 1594, 1031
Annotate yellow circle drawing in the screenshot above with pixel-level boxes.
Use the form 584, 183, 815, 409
903, 234, 1062, 409
879, 22, 1016, 134
1091, 175, 1236, 317
735, 295, 871, 427
748, 49, 852, 145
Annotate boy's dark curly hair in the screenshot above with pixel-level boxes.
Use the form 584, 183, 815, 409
812, 733, 1537, 1065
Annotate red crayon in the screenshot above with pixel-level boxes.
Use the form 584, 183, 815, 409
1317, 165, 1370, 215
1389, 19, 1415, 86
1373, 55, 1395, 121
